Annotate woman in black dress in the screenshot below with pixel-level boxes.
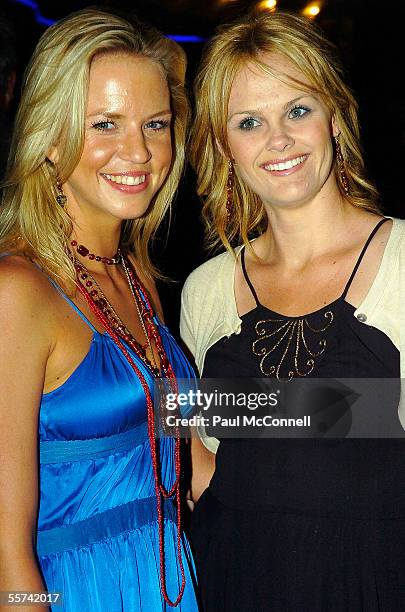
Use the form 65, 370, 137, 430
181, 11, 405, 611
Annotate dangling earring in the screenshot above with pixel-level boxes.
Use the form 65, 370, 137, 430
226, 159, 234, 224
334, 135, 350, 196
55, 178, 67, 207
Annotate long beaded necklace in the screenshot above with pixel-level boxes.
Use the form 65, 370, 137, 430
72, 255, 158, 371
72, 248, 186, 607
121, 255, 159, 370
74, 261, 150, 356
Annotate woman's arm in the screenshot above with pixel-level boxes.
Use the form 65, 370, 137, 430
190, 435, 216, 503
180, 282, 216, 502
179, 281, 196, 359
0, 258, 54, 610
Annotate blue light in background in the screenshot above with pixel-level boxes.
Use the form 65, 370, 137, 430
36, 14, 56, 26
167, 35, 207, 43
11, 0, 37, 8
10, 0, 206, 41
11, 0, 55, 25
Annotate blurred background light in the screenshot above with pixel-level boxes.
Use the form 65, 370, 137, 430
302, 3, 322, 18
256, 0, 277, 13
11, 0, 55, 25
11, 0, 206, 41
167, 34, 207, 42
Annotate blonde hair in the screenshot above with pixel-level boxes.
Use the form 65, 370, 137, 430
0, 8, 189, 286
191, 11, 380, 253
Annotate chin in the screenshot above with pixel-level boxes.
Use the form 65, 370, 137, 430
265, 185, 316, 206
108, 199, 153, 221
263, 193, 313, 209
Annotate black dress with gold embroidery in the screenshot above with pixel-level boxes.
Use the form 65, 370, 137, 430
191, 219, 405, 611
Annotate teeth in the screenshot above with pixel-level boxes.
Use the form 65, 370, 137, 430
264, 155, 307, 171
104, 174, 146, 186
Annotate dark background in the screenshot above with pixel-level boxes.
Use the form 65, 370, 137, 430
1, 0, 404, 332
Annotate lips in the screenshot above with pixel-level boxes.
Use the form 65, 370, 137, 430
261, 154, 309, 176
101, 172, 150, 193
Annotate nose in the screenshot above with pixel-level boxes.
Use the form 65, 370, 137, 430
119, 129, 151, 164
264, 124, 294, 153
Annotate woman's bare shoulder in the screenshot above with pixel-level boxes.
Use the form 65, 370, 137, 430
0, 254, 57, 329
0, 253, 52, 284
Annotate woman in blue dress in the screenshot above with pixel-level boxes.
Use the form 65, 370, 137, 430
0, 9, 198, 611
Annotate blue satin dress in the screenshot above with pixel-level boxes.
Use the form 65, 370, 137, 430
35, 279, 199, 611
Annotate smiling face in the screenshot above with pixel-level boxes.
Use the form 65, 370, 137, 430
226, 53, 339, 210
62, 52, 172, 226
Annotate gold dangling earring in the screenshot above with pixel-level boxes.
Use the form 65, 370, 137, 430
226, 159, 234, 224
55, 178, 67, 207
334, 135, 350, 196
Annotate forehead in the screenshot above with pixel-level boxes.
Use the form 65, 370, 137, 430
228, 52, 312, 111
87, 53, 169, 111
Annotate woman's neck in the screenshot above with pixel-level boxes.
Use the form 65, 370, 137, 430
257, 196, 370, 270
69, 219, 124, 278
71, 217, 121, 252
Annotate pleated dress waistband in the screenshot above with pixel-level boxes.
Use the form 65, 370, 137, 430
36, 496, 176, 557
39, 423, 149, 464
37, 423, 175, 556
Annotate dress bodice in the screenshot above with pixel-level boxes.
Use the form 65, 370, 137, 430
203, 220, 404, 517
38, 296, 194, 530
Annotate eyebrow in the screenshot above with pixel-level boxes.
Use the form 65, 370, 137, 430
87, 109, 172, 120
227, 95, 315, 122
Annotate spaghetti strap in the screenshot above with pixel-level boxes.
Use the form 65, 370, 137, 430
241, 247, 260, 307
341, 218, 389, 299
46, 276, 98, 332
0, 251, 97, 331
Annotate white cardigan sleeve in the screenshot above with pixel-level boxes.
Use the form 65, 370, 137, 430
179, 277, 197, 362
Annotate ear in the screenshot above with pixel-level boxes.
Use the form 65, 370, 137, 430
331, 113, 340, 138
47, 146, 59, 164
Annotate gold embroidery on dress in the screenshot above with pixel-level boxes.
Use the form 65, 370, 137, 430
252, 311, 334, 380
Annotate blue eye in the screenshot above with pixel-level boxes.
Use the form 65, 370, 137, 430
145, 119, 171, 131
239, 117, 261, 131
288, 105, 311, 119
91, 120, 115, 131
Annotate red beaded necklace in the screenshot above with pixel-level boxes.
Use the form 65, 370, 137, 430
71, 239, 121, 265
73, 257, 151, 361
74, 253, 186, 607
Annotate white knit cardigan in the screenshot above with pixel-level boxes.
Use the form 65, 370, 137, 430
180, 217, 405, 452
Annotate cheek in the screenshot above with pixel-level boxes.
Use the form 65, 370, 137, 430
309, 120, 332, 147
92, 147, 112, 163
79, 138, 114, 170
154, 137, 172, 170
317, 130, 334, 169
228, 134, 256, 169
227, 132, 243, 160
238, 168, 262, 196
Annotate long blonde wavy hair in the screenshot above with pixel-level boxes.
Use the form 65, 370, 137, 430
190, 11, 380, 253
0, 8, 189, 287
